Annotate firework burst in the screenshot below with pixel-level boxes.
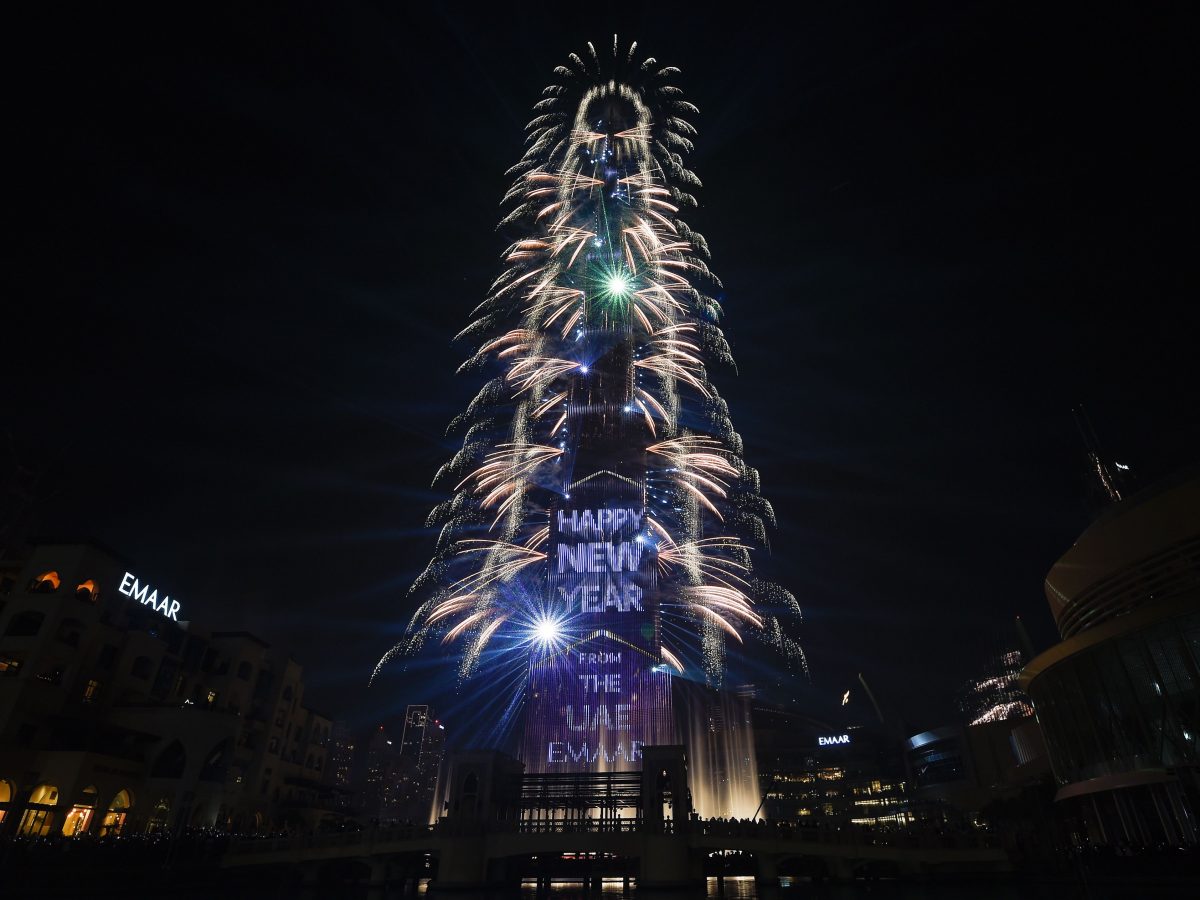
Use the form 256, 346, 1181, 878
375, 37, 806, 705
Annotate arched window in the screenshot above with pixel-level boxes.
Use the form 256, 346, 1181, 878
19, 783, 59, 836
99, 789, 132, 836
0, 778, 13, 825
30, 571, 61, 593
61, 785, 97, 836
460, 772, 479, 815
5, 610, 45, 637
151, 741, 186, 779
75, 579, 99, 603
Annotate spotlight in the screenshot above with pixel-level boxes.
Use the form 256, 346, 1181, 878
532, 616, 563, 647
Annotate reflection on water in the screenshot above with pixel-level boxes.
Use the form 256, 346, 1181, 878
290, 874, 1192, 900
496, 875, 1191, 900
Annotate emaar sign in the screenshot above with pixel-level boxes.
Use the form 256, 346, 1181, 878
118, 572, 181, 621
819, 734, 851, 747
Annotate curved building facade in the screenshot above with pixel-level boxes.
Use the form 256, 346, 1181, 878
1020, 471, 1200, 847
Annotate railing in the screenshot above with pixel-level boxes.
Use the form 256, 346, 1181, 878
227, 817, 996, 857
518, 818, 641, 834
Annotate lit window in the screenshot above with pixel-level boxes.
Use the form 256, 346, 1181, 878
0, 656, 21, 676
206, 691, 217, 707
19, 783, 60, 836
75, 579, 98, 602
31, 571, 61, 593
83, 679, 101, 703
99, 790, 132, 836
61, 803, 94, 836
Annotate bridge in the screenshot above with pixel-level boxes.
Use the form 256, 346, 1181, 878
223, 817, 1010, 891
222, 748, 1010, 892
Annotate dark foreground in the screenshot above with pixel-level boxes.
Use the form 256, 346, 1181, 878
0, 834, 1196, 899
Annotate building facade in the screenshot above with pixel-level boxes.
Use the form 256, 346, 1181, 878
354, 708, 447, 825
0, 541, 336, 836
1020, 470, 1200, 846
755, 706, 910, 827
398, 704, 445, 823
957, 645, 1035, 726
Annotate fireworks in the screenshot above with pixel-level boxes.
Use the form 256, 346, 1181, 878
375, 37, 806, 693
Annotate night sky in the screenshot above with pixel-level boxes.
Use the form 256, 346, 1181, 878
10, 4, 1198, 737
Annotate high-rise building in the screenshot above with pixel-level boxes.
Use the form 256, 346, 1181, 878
957, 645, 1035, 726
358, 724, 403, 822
1020, 468, 1200, 847
397, 704, 445, 823
388, 40, 801, 799
326, 719, 356, 810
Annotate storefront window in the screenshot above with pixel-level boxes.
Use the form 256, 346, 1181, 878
99, 789, 132, 836
0, 779, 12, 823
61, 804, 94, 836
19, 783, 59, 836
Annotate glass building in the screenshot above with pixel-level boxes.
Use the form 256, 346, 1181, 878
1020, 470, 1200, 847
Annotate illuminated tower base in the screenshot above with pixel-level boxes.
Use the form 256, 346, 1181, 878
520, 472, 674, 773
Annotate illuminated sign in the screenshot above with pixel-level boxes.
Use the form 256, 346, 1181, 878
118, 572, 181, 621
819, 734, 851, 747
553, 507, 645, 613
521, 474, 674, 773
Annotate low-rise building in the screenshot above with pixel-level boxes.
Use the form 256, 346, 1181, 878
0, 541, 337, 836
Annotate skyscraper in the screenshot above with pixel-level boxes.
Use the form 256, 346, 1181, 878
398, 704, 446, 822
957, 646, 1034, 726
380, 38, 803, 786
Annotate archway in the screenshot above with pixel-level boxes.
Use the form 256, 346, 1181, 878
61, 785, 98, 836
459, 772, 479, 816
99, 789, 133, 836
19, 783, 59, 836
